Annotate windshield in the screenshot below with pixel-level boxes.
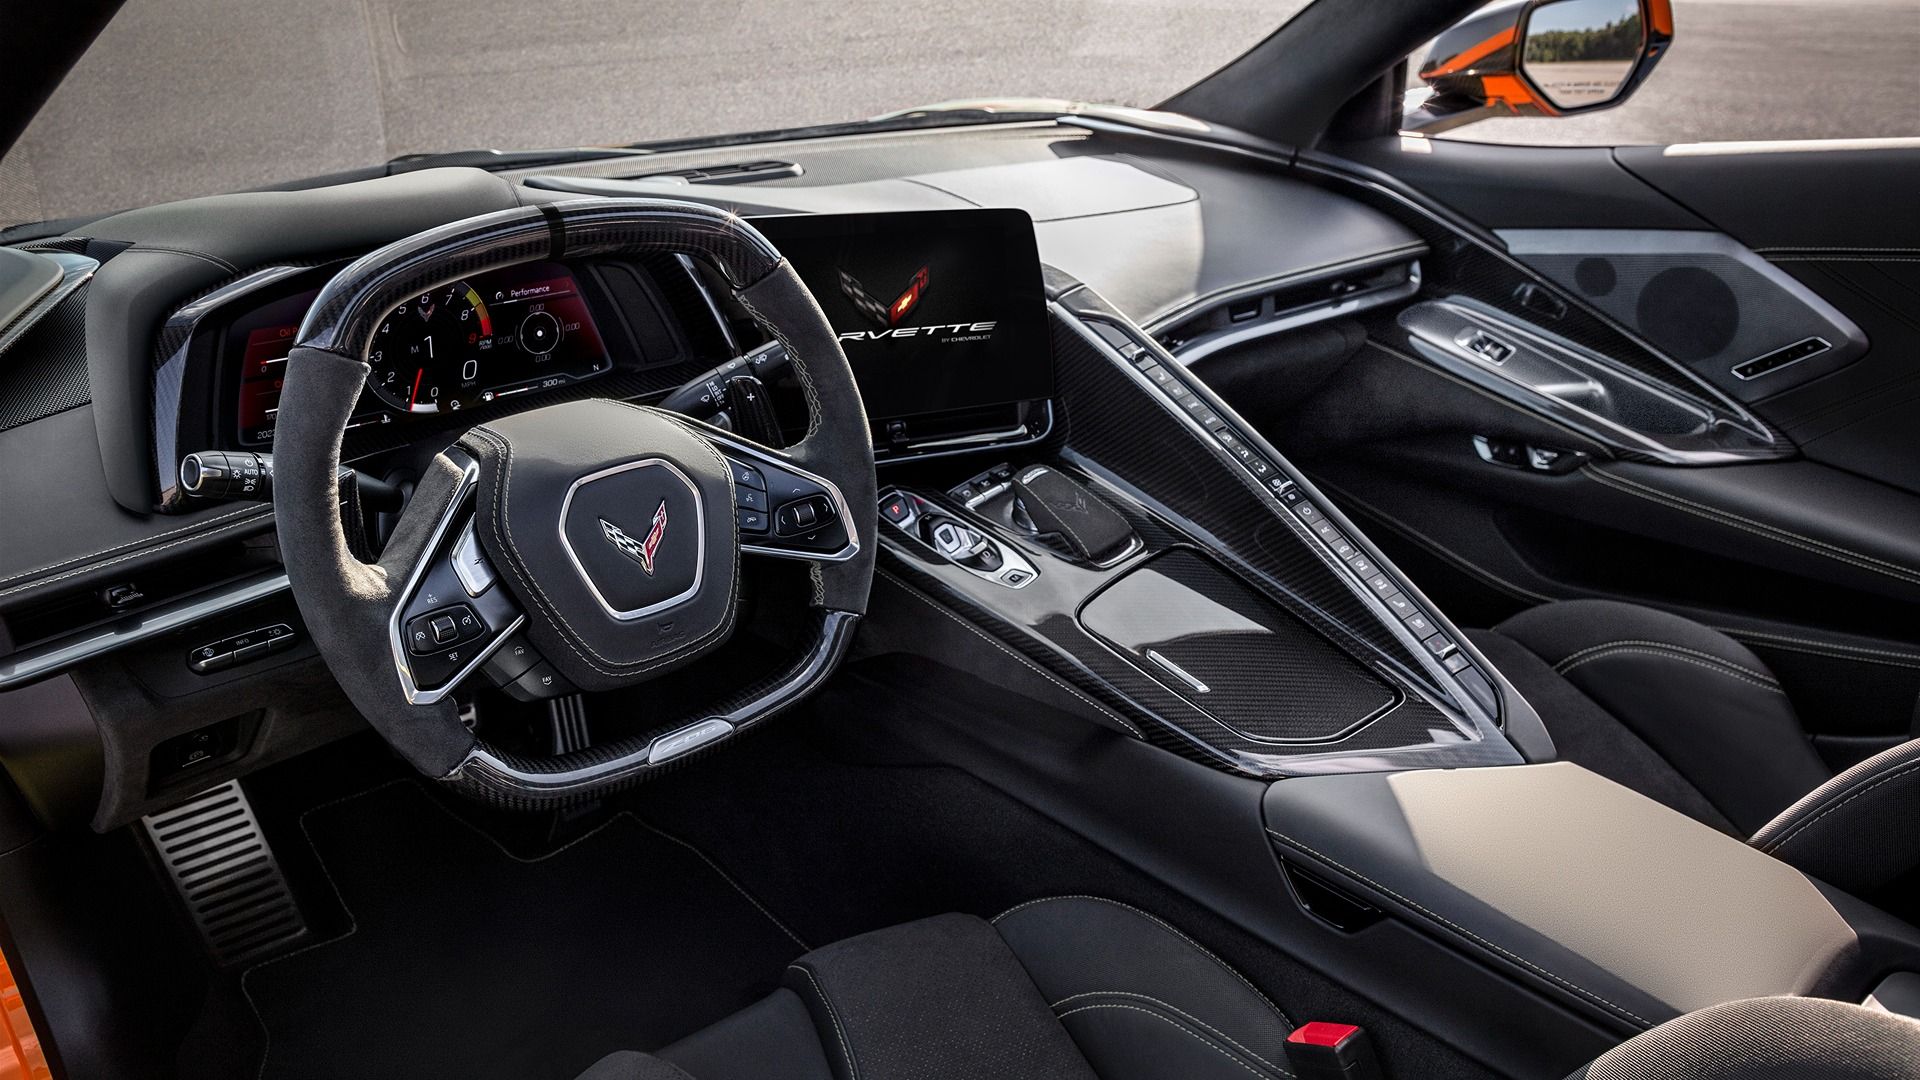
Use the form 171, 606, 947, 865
0, 1, 1306, 226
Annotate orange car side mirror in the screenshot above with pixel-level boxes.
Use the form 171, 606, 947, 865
1403, 0, 1674, 134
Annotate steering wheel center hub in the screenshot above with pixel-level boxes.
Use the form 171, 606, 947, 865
560, 458, 706, 620
460, 399, 740, 691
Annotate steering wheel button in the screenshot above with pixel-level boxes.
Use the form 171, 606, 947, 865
736, 487, 768, 513
430, 615, 459, 644
480, 634, 538, 685
738, 509, 769, 534
728, 460, 766, 491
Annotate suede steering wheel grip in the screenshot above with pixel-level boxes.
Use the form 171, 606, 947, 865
273, 199, 877, 801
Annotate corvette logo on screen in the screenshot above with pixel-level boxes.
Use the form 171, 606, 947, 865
600, 501, 668, 576
839, 265, 930, 329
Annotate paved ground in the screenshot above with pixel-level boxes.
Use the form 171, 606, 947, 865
1, 0, 1915, 225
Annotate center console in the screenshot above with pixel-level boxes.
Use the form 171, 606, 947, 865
785, 208, 1920, 1070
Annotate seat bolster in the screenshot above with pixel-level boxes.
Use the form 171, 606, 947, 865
1752, 738, 1920, 895
657, 988, 834, 1080
1494, 599, 1829, 833
781, 911, 1098, 1080
1568, 997, 1920, 1079
574, 1051, 698, 1080
994, 896, 1294, 1080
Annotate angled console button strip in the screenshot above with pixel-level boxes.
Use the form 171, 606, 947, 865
1060, 304, 1518, 770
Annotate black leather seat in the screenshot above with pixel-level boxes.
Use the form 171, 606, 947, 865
1471, 598, 1920, 895
572, 895, 1920, 1080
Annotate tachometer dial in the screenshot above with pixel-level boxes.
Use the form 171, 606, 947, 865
366, 281, 493, 412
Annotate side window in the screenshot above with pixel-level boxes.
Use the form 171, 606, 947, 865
1413, 0, 1920, 145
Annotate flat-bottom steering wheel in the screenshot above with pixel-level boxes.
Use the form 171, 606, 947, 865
272, 200, 876, 808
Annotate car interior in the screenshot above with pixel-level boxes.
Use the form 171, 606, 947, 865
2, 0, 1920, 1077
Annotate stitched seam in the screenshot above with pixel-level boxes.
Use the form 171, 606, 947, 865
1584, 467, 1920, 586
1556, 648, 1784, 693
1049, 991, 1287, 1074
1720, 629, 1920, 669
1760, 757, 1920, 853
735, 284, 823, 441
876, 570, 1143, 737
0, 504, 270, 595
1264, 829, 1650, 1027
1053, 1003, 1288, 1079
788, 963, 858, 1080
1553, 639, 1777, 683
991, 895, 1290, 1027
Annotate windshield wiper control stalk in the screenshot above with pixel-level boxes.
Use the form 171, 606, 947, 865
180, 450, 400, 510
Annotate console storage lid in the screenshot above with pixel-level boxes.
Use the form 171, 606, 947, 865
1263, 763, 1859, 1032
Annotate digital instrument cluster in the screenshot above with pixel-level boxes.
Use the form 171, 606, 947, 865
230, 262, 611, 445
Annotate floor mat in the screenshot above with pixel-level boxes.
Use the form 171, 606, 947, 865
242, 782, 807, 1080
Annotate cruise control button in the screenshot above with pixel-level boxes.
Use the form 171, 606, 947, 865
430, 615, 459, 645
728, 460, 765, 490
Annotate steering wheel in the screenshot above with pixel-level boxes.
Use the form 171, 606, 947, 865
272, 200, 876, 808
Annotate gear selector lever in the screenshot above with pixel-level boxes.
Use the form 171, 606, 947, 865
1010, 466, 1138, 565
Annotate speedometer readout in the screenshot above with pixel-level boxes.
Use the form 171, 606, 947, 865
366, 262, 608, 413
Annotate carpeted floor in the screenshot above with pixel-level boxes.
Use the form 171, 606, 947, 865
240, 782, 807, 1080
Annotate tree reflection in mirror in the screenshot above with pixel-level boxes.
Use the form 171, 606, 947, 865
1521, 0, 1644, 109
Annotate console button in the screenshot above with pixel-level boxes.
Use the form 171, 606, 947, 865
1329, 537, 1358, 561
264, 624, 297, 651
189, 644, 234, 674
1382, 592, 1415, 618
1442, 651, 1472, 674
1290, 501, 1322, 524
1402, 612, 1436, 638
234, 640, 272, 664
880, 493, 914, 525
1244, 457, 1273, 479
1348, 555, 1377, 577
1421, 633, 1459, 659
1311, 520, 1344, 545
1365, 573, 1395, 596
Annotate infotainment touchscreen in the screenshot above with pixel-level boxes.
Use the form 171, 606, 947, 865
749, 209, 1052, 425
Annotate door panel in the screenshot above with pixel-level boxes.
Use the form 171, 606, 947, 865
1207, 137, 1920, 755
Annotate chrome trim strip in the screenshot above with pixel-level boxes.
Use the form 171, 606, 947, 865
388, 453, 526, 705
1146, 650, 1210, 694
555, 458, 707, 620
1169, 265, 1422, 366
0, 571, 290, 691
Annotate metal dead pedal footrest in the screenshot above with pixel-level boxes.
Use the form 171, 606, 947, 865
141, 781, 310, 966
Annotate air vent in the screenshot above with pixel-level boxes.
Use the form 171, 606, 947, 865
142, 781, 309, 966
627, 160, 803, 185
1159, 257, 1421, 363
